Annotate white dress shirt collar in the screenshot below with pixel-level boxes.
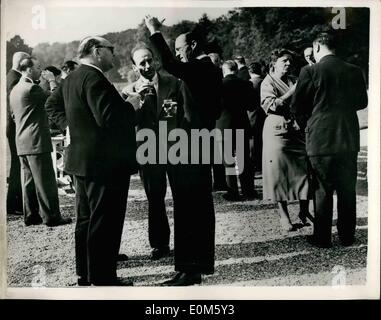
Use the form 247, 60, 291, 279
23, 75, 34, 83
12, 68, 22, 75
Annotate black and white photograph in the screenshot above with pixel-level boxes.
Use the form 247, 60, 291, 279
0, 0, 379, 300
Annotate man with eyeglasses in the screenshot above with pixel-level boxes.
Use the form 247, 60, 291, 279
45, 36, 137, 286
145, 15, 221, 286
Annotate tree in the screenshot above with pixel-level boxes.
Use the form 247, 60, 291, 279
6, 35, 33, 71
15, 7, 369, 83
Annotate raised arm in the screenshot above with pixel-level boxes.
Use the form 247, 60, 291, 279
145, 15, 192, 81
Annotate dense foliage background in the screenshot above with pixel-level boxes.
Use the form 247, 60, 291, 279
7, 7, 369, 83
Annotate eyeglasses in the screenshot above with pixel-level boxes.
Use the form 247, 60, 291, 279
95, 45, 114, 55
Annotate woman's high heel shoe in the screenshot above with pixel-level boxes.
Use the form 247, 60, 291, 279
299, 211, 314, 226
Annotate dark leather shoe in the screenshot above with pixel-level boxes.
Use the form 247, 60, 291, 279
77, 277, 91, 286
213, 183, 228, 191
25, 216, 43, 226
242, 191, 258, 201
340, 238, 355, 247
150, 247, 170, 260
306, 235, 332, 248
8, 210, 23, 216
161, 272, 202, 286
46, 217, 72, 227
92, 277, 133, 286
299, 211, 314, 226
117, 253, 129, 261
222, 193, 242, 201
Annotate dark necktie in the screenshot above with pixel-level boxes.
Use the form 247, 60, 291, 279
143, 85, 157, 117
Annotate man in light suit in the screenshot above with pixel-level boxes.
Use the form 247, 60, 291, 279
291, 32, 368, 248
6, 52, 30, 215
9, 57, 72, 227
145, 15, 221, 286
45, 36, 137, 286
126, 45, 184, 260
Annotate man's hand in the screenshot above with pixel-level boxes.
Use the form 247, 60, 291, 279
144, 15, 165, 35
41, 70, 56, 82
134, 82, 154, 100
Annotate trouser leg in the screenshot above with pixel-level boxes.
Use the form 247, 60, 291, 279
6, 120, 22, 214
172, 164, 215, 274
309, 156, 335, 244
140, 164, 170, 249
74, 176, 91, 280
336, 152, 358, 243
85, 176, 129, 283
19, 156, 40, 223
238, 133, 254, 196
219, 138, 239, 196
25, 153, 61, 223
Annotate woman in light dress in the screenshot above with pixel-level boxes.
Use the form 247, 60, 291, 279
261, 49, 313, 231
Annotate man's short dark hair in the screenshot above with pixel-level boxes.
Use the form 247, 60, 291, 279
313, 32, 337, 50
130, 44, 154, 65
78, 37, 102, 58
19, 57, 36, 72
248, 62, 262, 75
222, 60, 238, 72
45, 66, 61, 77
61, 60, 78, 72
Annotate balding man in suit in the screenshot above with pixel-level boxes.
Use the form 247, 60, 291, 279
291, 32, 368, 248
145, 15, 221, 286
6, 52, 30, 215
45, 36, 137, 286
10, 57, 72, 227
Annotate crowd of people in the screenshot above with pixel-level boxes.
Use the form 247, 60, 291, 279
6, 15, 368, 286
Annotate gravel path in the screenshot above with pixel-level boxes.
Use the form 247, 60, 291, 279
6, 148, 368, 288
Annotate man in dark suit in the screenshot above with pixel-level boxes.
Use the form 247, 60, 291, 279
45, 36, 137, 286
248, 62, 266, 172
208, 52, 228, 191
291, 32, 368, 248
6, 52, 30, 215
217, 60, 256, 201
126, 45, 184, 260
234, 55, 251, 81
9, 57, 72, 227
145, 15, 221, 286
